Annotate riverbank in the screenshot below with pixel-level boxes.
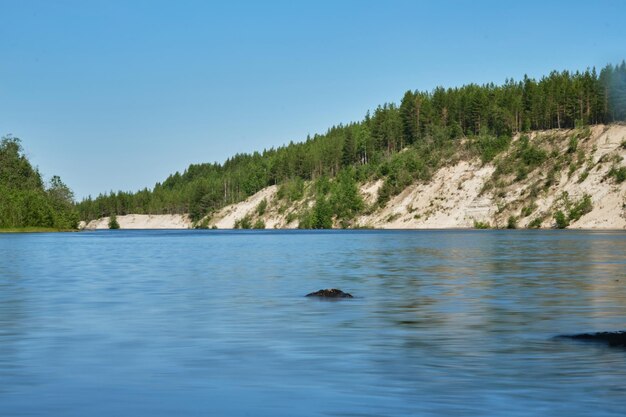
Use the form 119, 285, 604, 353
203, 124, 626, 230
0, 227, 76, 233
83, 214, 192, 230
81, 125, 626, 230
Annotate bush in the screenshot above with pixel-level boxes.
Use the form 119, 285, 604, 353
567, 136, 578, 154
277, 178, 304, 202
520, 143, 547, 167
285, 211, 297, 224
554, 210, 568, 229
507, 216, 518, 229
108, 213, 120, 229
252, 219, 265, 229
377, 149, 428, 205
195, 218, 210, 229
521, 203, 537, 217
528, 217, 542, 228
608, 166, 626, 183
234, 215, 252, 229
297, 211, 313, 229
474, 134, 511, 163
554, 193, 593, 227
491, 135, 547, 183
568, 194, 593, 222
256, 198, 268, 215
298, 195, 333, 229
473, 220, 490, 229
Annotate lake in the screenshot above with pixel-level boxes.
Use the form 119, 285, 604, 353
1, 230, 625, 416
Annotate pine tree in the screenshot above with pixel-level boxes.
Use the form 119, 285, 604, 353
108, 213, 120, 229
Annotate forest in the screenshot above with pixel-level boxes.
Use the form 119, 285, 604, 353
0, 136, 78, 230
77, 62, 626, 224
7, 62, 626, 228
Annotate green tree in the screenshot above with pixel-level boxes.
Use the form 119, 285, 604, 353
109, 213, 120, 229
74, 62, 625, 225
311, 195, 333, 229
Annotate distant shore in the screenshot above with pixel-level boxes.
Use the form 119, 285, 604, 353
82, 214, 193, 230
78, 125, 626, 232
0, 227, 76, 233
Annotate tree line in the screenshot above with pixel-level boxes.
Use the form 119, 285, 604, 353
0, 136, 78, 229
74, 62, 626, 223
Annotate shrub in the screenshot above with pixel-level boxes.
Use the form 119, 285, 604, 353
195, 218, 209, 229
474, 134, 511, 163
491, 135, 548, 184
234, 215, 252, 229
521, 143, 547, 167
507, 216, 518, 229
567, 136, 578, 154
299, 195, 333, 229
578, 124, 591, 139
297, 210, 313, 229
285, 211, 297, 224
256, 198, 268, 215
515, 166, 528, 181
608, 166, 626, 183
252, 219, 265, 229
377, 148, 429, 205
521, 203, 537, 217
554, 192, 593, 227
473, 220, 490, 229
108, 213, 120, 229
277, 178, 304, 202
528, 217, 542, 228
554, 210, 569, 229
567, 194, 593, 222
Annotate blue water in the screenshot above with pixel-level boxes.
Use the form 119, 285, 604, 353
1, 230, 625, 416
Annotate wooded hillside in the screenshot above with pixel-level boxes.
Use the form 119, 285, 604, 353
77, 62, 626, 223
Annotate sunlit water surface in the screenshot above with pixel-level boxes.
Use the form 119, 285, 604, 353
1, 230, 625, 416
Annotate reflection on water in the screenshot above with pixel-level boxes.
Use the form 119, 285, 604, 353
0, 230, 625, 416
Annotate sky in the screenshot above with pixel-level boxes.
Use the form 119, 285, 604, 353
1, 0, 625, 200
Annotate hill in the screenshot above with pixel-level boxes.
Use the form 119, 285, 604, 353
78, 62, 626, 229
198, 124, 624, 229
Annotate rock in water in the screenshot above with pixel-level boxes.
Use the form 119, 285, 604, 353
305, 289, 353, 298
560, 331, 626, 348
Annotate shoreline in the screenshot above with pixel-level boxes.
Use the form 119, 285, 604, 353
75, 225, 626, 231
0, 227, 77, 233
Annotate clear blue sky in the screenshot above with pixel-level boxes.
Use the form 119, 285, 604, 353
1, 0, 625, 199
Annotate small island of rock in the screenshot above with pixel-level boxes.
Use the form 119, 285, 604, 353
305, 289, 353, 298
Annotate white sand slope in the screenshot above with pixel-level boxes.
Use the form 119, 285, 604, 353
356, 161, 497, 228
205, 124, 625, 230
84, 214, 192, 230
82, 124, 626, 230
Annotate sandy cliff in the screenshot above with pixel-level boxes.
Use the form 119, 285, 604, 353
84, 214, 192, 230
85, 124, 626, 230
203, 124, 626, 229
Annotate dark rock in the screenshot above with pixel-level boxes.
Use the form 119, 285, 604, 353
305, 289, 353, 298
559, 331, 626, 348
